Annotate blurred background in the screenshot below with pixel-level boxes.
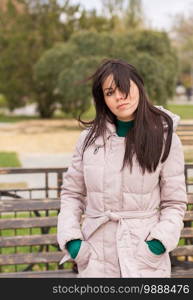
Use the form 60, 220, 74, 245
0, 0, 193, 276
0, 0, 193, 172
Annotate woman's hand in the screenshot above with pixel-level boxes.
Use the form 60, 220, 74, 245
145, 239, 166, 255
66, 239, 82, 259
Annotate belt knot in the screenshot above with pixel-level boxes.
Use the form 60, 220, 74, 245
105, 210, 120, 222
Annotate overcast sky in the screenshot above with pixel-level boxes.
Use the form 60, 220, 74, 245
70, 0, 193, 31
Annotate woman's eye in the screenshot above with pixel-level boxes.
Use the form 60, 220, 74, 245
106, 91, 113, 96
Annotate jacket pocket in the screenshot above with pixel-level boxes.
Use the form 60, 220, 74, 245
74, 241, 91, 272
136, 238, 166, 270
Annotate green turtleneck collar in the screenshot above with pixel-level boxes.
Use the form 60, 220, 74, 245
115, 119, 134, 137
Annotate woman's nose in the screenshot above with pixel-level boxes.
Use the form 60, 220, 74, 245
115, 89, 125, 100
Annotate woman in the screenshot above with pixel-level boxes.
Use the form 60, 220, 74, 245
57, 58, 187, 278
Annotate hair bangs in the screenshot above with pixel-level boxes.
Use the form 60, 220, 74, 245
100, 62, 132, 99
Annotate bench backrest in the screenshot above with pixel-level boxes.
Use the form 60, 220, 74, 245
0, 198, 73, 273
0, 194, 193, 273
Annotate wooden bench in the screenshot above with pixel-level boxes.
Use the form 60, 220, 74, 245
0, 194, 193, 278
176, 123, 193, 145
0, 198, 76, 278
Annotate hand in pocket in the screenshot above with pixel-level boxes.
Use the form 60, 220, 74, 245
66, 239, 82, 259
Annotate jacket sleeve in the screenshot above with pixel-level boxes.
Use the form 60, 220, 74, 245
57, 129, 88, 252
147, 132, 188, 253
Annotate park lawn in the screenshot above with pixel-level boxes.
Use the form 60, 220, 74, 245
0, 152, 21, 167
166, 104, 193, 120
0, 114, 40, 123
188, 177, 193, 183
184, 152, 193, 163
83, 104, 193, 120
0, 104, 192, 121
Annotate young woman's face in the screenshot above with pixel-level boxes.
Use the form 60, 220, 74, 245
102, 74, 139, 121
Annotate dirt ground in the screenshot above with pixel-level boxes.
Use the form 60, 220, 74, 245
0, 119, 83, 154
0, 118, 193, 155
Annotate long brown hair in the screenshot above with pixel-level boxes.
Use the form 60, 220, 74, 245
76, 58, 173, 174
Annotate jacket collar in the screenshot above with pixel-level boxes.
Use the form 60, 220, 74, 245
154, 105, 180, 131
94, 120, 116, 147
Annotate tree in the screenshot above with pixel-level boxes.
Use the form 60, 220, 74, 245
125, 0, 144, 29
0, 0, 81, 112
33, 29, 178, 118
101, 0, 145, 32
78, 8, 115, 33
101, 0, 125, 17
171, 12, 193, 89
57, 56, 103, 118
33, 43, 77, 118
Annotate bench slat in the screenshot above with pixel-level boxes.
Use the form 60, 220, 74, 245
181, 227, 193, 238
0, 268, 192, 278
0, 216, 57, 229
1, 215, 192, 230
0, 200, 60, 212
0, 269, 76, 278
0, 196, 192, 213
0, 251, 73, 266
183, 211, 193, 221
1, 228, 192, 247
187, 194, 193, 204
171, 267, 193, 278
0, 234, 57, 247
0, 195, 192, 213
171, 245, 193, 256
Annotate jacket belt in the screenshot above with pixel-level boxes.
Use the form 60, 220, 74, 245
83, 209, 159, 240
83, 209, 159, 277
59, 209, 159, 275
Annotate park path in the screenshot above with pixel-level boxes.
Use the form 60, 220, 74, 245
0, 152, 73, 199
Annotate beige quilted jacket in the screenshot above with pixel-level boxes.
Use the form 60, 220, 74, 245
57, 106, 187, 278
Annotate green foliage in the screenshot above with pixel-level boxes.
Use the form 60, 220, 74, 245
34, 28, 177, 117
57, 56, 103, 117
78, 9, 113, 33
171, 13, 193, 86
0, 0, 178, 118
125, 0, 144, 28
70, 30, 178, 107
0, 0, 81, 112
70, 30, 115, 57
111, 30, 178, 105
33, 43, 78, 117
0, 94, 7, 108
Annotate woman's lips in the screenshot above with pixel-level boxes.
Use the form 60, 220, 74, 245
117, 103, 129, 109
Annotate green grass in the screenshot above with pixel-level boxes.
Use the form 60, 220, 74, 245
0, 104, 192, 122
0, 152, 21, 167
0, 107, 96, 123
0, 114, 40, 123
56, 103, 193, 122
73, 104, 193, 121
188, 177, 193, 183
167, 104, 193, 120
184, 152, 193, 163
